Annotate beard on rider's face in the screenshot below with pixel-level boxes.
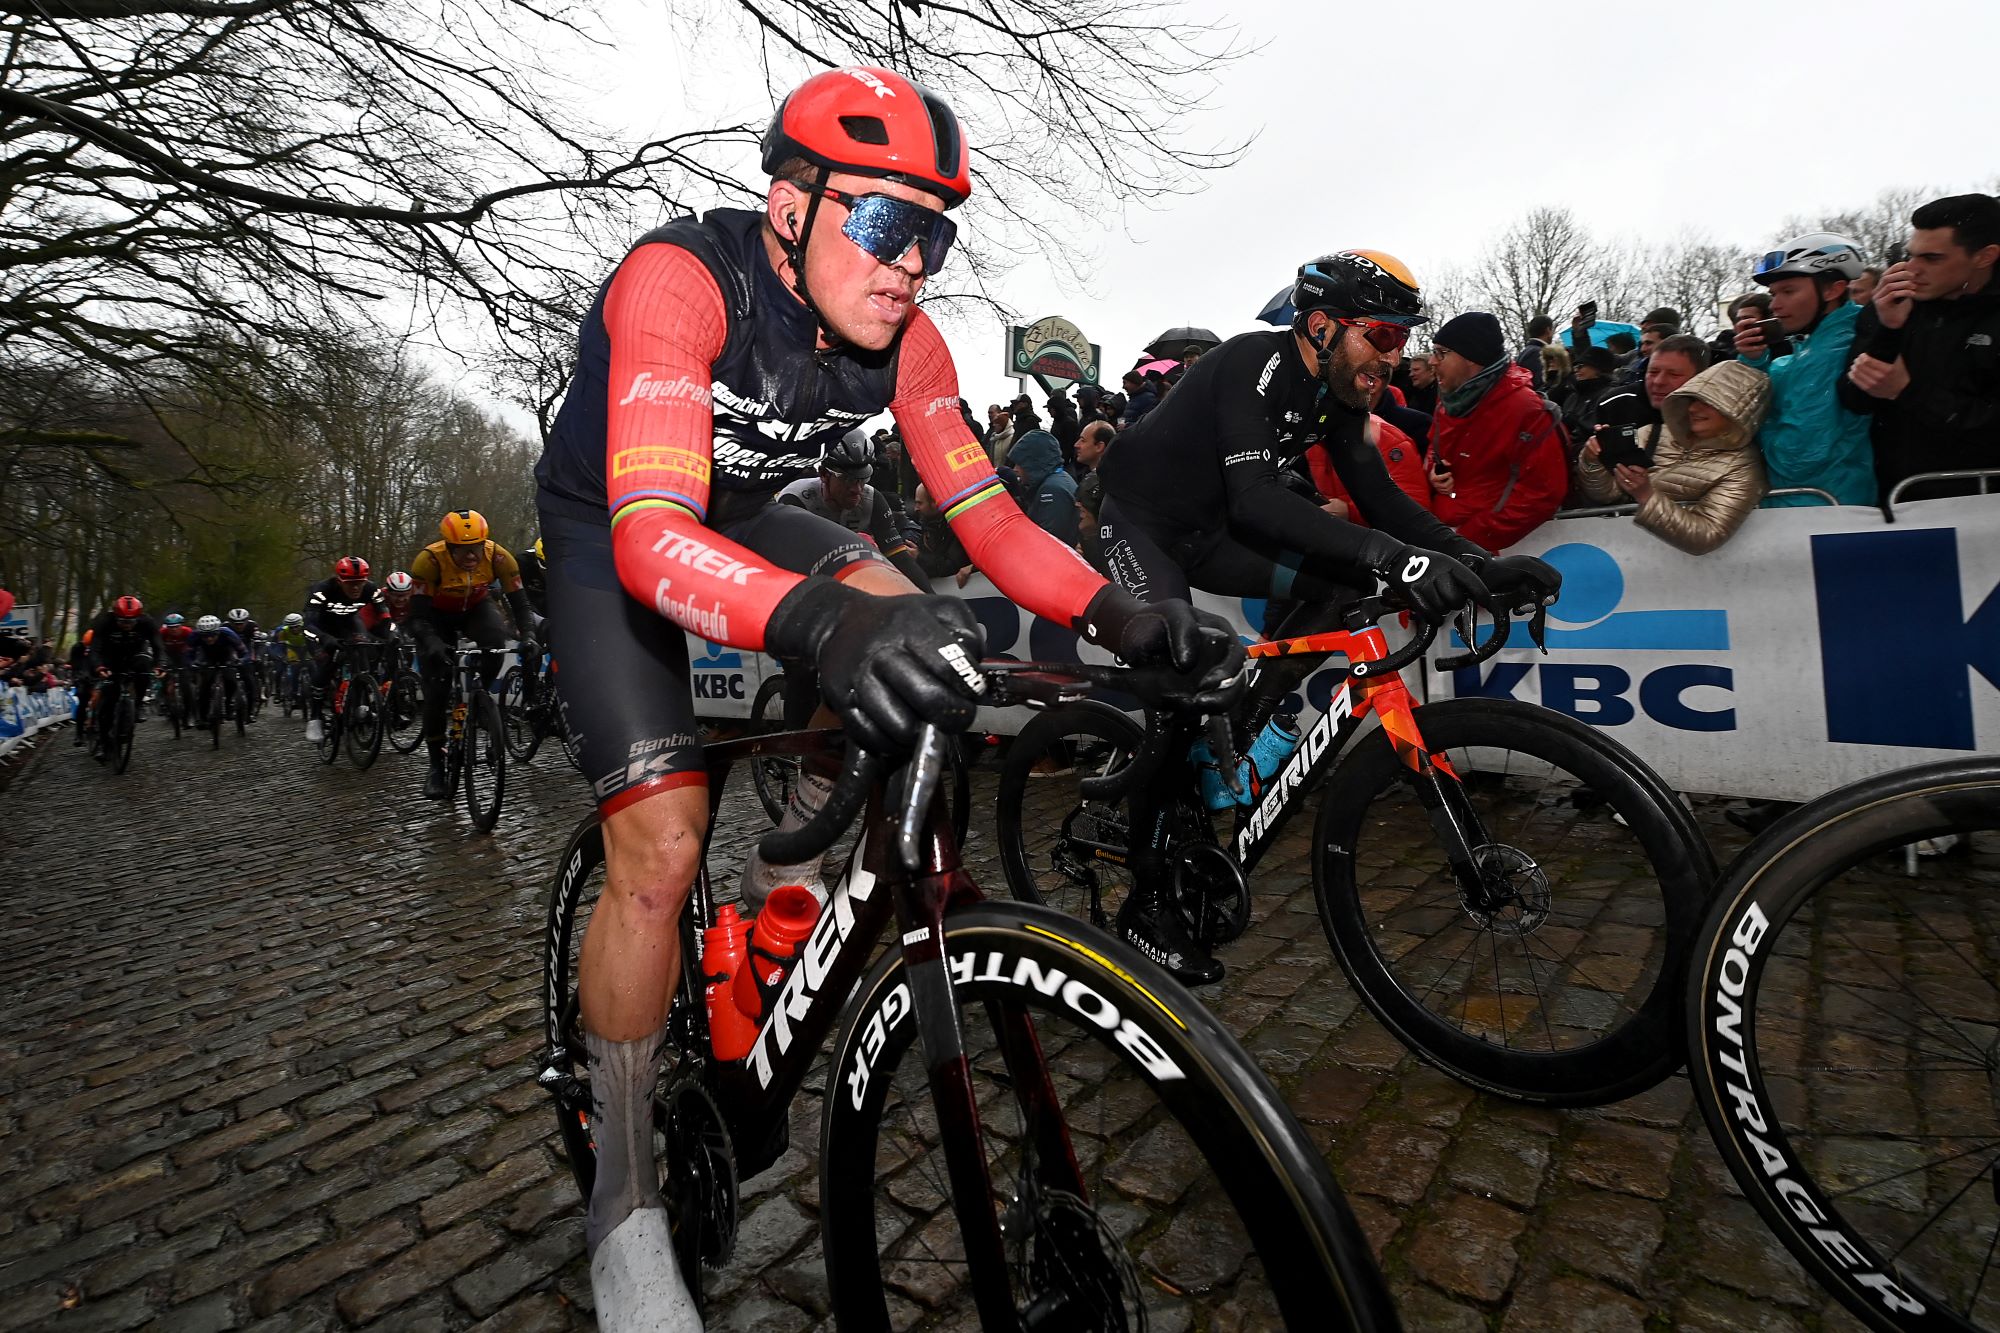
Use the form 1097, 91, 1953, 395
1325, 334, 1387, 411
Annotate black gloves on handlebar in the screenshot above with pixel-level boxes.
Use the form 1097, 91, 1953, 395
1079, 586, 1246, 710
1371, 545, 1494, 622
1470, 553, 1562, 613
766, 578, 986, 755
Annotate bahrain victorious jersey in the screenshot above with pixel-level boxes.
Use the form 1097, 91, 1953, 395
535, 207, 1106, 651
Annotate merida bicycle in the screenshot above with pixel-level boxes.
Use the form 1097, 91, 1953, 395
997, 596, 1716, 1106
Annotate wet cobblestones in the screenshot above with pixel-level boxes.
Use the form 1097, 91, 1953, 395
1, 716, 1872, 1330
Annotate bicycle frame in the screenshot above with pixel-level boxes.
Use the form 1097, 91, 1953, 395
1123, 608, 1494, 903
549, 729, 1063, 1325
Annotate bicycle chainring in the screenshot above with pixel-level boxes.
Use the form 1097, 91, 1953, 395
1459, 843, 1551, 935
1172, 840, 1250, 948
1016, 1189, 1144, 1331
660, 1076, 739, 1273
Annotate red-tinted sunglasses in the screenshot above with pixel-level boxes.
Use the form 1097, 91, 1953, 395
1338, 318, 1413, 354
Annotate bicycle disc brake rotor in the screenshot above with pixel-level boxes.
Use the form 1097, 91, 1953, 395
660, 1077, 738, 1270
1013, 1189, 1143, 1331
1172, 841, 1250, 948
1459, 843, 1551, 935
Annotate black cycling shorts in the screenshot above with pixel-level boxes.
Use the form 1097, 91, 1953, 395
538, 497, 883, 813
1096, 496, 1364, 606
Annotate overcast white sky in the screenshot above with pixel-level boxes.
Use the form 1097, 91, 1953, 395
472, 0, 1999, 429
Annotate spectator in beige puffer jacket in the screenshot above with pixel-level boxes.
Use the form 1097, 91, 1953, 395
1575, 359, 1773, 555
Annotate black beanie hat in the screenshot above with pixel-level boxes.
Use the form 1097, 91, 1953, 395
1434, 312, 1505, 367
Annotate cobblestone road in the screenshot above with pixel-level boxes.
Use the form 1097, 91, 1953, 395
1, 713, 1871, 1331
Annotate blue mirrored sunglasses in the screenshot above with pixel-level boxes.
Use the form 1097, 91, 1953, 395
1753, 250, 1790, 276
819, 186, 957, 275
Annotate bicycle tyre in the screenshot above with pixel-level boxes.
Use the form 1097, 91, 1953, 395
996, 702, 1146, 930
113, 695, 135, 773
1687, 758, 2000, 1333
386, 673, 424, 754
345, 672, 384, 768
819, 901, 1399, 1331
749, 675, 796, 824
1313, 697, 1707, 1106
167, 682, 182, 741
463, 690, 504, 832
498, 666, 542, 763
207, 679, 223, 750
235, 677, 248, 736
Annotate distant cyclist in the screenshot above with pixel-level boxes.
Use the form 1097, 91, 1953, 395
407, 510, 538, 799
187, 615, 248, 722
81, 596, 159, 756
224, 608, 260, 716
776, 427, 927, 586
302, 557, 385, 744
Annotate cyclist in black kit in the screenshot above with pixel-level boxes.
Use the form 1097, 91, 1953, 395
775, 427, 926, 587
1097, 250, 1564, 980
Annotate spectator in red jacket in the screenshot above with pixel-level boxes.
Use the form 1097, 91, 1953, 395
1425, 312, 1569, 550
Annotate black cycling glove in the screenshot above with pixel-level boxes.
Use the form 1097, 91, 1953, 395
1078, 586, 1246, 710
1372, 545, 1493, 622
766, 579, 986, 755
1471, 553, 1562, 612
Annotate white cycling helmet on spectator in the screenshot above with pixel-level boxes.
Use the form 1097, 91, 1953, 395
195, 614, 223, 632
283, 612, 304, 627
1752, 233, 1866, 286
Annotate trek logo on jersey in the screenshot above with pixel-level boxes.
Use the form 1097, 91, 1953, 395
843, 67, 897, 99
617, 372, 710, 408
652, 577, 730, 641
1256, 351, 1279, 396
945, 441, 986, 473
937, 642, 987, 696
650, 533, 763, 586
611, 447, 710, 483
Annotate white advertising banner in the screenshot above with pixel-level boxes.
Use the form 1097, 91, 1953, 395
1430, 495, 2000, 801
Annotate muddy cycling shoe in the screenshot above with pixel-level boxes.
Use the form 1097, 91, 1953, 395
1115, 891, 1224, 986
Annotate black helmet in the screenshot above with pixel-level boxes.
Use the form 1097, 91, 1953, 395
819, 428, 874, 481
1290, 250, 1427, 326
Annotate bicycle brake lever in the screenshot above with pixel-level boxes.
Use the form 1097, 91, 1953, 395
897, 724, 948, 872
1528, 602, 1550, 654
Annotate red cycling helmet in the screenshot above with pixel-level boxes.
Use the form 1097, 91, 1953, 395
761, 66, 970, 208
334, 556, 369, 581
113, 595, 144, 619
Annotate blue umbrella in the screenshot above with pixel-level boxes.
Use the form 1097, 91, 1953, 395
1256, 284, 1295, 327
1560, 320, 1642, 348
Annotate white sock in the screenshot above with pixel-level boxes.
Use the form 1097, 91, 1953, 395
738, 768, 835, 911
590, 1207, 702, 1333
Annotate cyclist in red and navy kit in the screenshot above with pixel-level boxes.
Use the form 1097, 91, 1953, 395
533, 66, 1233, 1327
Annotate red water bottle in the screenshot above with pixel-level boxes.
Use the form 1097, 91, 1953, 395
734, 886, 822, 1020
702, 904, 757, 1061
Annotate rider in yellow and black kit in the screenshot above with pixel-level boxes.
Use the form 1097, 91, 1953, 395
408, 509, 540, 798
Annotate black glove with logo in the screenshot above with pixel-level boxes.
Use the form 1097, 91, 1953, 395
766, 579, 986, 755
1470, 553, 1562, 613
1372, 545, 1493, 622
1078, 587, 1246, 711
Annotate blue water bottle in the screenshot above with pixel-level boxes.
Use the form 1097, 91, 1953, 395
1189, 737, 1235, 811
1237, 714, 1302, 803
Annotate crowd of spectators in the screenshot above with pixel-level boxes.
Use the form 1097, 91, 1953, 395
856, 192, 1995, 594
0, 587, 68, 696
